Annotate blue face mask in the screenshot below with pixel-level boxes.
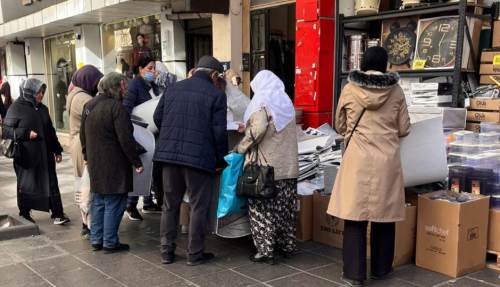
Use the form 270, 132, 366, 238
144, 72, 154, 82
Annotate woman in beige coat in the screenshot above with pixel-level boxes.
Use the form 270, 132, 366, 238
237, 70, 299, 264
327, 47, 410, 286
66, 65, 103, 238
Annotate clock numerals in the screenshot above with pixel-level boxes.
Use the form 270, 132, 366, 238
449, 40, 457, 50
431, 54, 441, 65
439, 23, 451, 33
422, 37, 432, 47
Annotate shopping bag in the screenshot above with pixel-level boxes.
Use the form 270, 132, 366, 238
217, 153, 248, 218
130, 123, 155, 197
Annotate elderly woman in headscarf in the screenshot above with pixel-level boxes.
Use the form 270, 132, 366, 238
2, 78, 70, 225
80, 72, 143, 253
236, 70, 299, 263
67, 65, 103, 238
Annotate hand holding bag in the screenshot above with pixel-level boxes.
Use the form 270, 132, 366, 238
237, 130, 277, 199
1, 127, 20, 159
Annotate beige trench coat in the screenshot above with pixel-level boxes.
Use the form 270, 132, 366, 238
327, 70, 411, 222
66, 87, 93, 177
236, 108, 299, 181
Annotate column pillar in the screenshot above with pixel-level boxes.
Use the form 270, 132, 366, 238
212, 0, 243, 74
5, 42, 27, 99
161, 16, 187, 80
24, 38, 46, 85
75, 24, 103, 71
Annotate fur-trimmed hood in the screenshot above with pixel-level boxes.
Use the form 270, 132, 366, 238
347, 70, 400, 110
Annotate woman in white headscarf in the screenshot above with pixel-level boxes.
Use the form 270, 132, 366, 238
236, 70, 299, 263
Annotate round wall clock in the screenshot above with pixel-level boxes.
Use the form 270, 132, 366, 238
383, 20, 417, 66
415, 16, 459, 69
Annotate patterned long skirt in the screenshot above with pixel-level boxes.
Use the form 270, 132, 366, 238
248, 179, 297, 257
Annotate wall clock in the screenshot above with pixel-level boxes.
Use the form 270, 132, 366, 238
415, 16, 459, 69
382, 18, 418, 70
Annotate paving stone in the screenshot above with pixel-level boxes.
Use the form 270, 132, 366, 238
41, 266, 123, 287
308, 264, 344, 284
233, 262, 301, 282
159, 253, 227, 279
77, 251, 184, 286
28, 255, 86, 275
267, 273, 339, 287
0, 263, 51, 287
44, 229, 85, 242
56, 239, 95, 254
190, 270, 260, 287
1, 236, 51, 251
467, 268, 500, 286
0, 251, 21, 267
281, 251, 333, 271
14, 245, 66, 262
213, 248, 254, 269
392, 265, 452, 287
307, 246, 343, 262
440, 277, 495, 286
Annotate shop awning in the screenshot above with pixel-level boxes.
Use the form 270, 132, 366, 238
0, 0, 165, 45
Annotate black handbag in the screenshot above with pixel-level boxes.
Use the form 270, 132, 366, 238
237, 131, 277, 199
1, 128, 20, 159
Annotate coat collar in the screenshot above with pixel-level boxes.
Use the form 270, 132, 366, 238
192, 71, 213, 83
348, 70, 400, 89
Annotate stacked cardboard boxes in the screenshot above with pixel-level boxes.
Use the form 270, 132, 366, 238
296, 195, 313, 241
479, 49, 500, 85
466, 98, 500, 133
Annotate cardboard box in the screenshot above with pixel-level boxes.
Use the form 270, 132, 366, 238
469, 98, 500, 111
416, 192, 490, 278
488, 209, 500, 252
296, 195, 313, 241
467, 110, 500, 123
480, 64, 500, 75
480, 75, 500, 85
367, 205, 418, 267
493, 21, 500, 49
466, 122, 482, 133
480, 50, 500, 63
312, 192, 344, 249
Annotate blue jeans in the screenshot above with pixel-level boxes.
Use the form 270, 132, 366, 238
91, 193, 127, 248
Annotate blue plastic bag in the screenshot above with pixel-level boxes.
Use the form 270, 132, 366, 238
217, 153, 248, 218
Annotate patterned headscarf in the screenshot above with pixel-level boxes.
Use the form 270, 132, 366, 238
155, 61, 177, 93
19, 78, 46, 107
98, 72, 126, 101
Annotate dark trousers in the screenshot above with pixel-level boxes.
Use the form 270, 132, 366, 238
160, 164, 214, 261
343, 220, 395, 281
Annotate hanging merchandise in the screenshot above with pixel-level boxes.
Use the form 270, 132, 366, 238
354, 0, 381, 16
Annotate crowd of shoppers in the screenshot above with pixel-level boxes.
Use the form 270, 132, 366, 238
1, 46, 410, 286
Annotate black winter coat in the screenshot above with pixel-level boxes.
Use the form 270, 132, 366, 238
123, 76, 160, 114
153, 72, 228, 173
81, 95, 142, 195
2, 98, 63, 212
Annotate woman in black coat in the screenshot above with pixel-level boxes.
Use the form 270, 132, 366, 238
2, 78, 70, 224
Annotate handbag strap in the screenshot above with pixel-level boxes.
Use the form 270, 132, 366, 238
249, 129, 271, 166
344, 108, 366, 151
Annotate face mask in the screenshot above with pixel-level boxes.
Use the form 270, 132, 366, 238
144, 72, 154, 82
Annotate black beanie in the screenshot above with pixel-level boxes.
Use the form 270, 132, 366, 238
361, 47, 388, 73
196, 56, 224, 73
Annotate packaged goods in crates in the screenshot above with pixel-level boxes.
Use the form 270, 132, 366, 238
416, 191, 490, 278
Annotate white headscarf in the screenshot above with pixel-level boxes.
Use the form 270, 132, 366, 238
244, 70, 295, 133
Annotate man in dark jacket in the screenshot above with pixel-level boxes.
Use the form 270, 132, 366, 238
81, 72, 144, 254
154, 55, 228, 266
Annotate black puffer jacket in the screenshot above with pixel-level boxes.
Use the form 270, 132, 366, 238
153, 72, 228, 173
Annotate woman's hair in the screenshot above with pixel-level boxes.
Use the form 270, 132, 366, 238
136, 33, 145, 40
361, 47, 388, 73
137, 57, 155, 70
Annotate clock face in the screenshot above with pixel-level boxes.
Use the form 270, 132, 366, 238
416, 17, 459, 68
384, 29, 416, 65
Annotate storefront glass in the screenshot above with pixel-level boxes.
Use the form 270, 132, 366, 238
102, 15, 161, 77
44, 33, 76, 131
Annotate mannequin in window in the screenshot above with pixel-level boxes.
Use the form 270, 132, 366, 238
133, 33, 153, 70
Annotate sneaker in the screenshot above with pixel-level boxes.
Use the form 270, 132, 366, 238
20, 213, 35, 223
126, 207, 143, 221
103, 243, 130, 254
187, 252, 215, 266
81, 224, 90, 240
53, 216, 71, 225
142, 204, 162, 214
161, 252, 176, 264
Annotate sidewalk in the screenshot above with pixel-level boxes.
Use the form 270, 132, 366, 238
0, 155, 499, 287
